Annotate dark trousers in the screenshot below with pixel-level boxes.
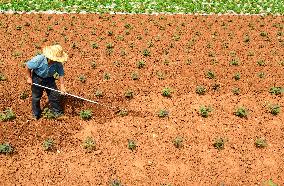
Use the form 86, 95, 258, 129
31, 72, 63, 117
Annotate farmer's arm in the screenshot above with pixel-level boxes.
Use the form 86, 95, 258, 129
57, 63, 66, 92
26, 55, 42, 84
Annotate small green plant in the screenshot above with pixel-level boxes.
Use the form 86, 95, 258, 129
173, 136, 183, 148
263, 179, 278, 186
0, 108, 16, 121
82, 136, 96, 152
131, 72, 139, 80
205, 70, 215, 79
124, 90, 134, 99
42, 108, 56, 119
103, 72, 111, 80
137, 60, 145, 69
110, 179, 123, 186
117, 109, 128, 117
213, 137, 225, 150
78, 74, 86, 83
234, 107, 248, 118
230, 59, 239, 66
42, 138, 55, 151
255, 137, 268, 148
243, 35, 250, 42
199, 106, 212, 118
161, 87, 172, 97
233, 72, 241, 80
269, 104, 281, 115
107, 30, 113, 36
91, 61, 97, 68
20, 90, 29, 100
95, 89, 103, 97
92, 42, 99, 49
196, 86, 206, 95
158, 109, 169, 118
79, 109, 92, 120
260, 31, 268, 37
127, 139, 137, 151
232, 87, 240, 95
156, 71, 165, 80
0, 143, 14, 154
258, 72, 265, 78
212, 83, 221, 91
106, 42, 114, 49
185, 59, 192, 65
0, 73, 7, 81
142, 49, 150, 57
269, 87, 283, 95
257, 60, 266, 66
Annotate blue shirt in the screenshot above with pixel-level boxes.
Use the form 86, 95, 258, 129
27, 54, 64, 78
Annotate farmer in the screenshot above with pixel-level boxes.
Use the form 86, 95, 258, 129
26, 45, 67, 120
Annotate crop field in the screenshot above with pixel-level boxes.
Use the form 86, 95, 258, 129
0, 3, 284, 186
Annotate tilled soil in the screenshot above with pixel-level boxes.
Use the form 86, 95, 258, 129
0, 13, 283, 185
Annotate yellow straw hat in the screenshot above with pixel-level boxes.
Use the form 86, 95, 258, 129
42, 45, 68, 63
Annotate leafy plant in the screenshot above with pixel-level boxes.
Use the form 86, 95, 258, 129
158, 109, 169, 118
0, 108, 16, 122
257, 59, 266, 66
156, 71, 165, 80
0, 143, 13, 154
185, 59, 192, 65
212, 83, 221, 91
110, 179, 123, 186
199, 106, 212, 118
20, 90, 29, 100
79, 109, 92, 120
233, 72, 241, 80
82, 136, 96, 152
142, 49, 150, 57
103, 72, 111, 80
213, 137, 225, 150
196, 86, 206, 95
205, 70, 215, 79
92, 42, 99, 49
173, 136, 183, 148
258, 72, 265, 78
234, 107, 248, 118
131, 72, 139, 80
78, 74, 86, 83
127, 139, 137, 151
269, 104, 281, 115
269, 87, 283, 95
232, 87, 240, 95
42, 108, 55, 119
137, 60, 145, 69
230, 59, 239, 66
117, 109, 128, 117
124, 90, 134, 99
42, 138, 55, 151
263, 179, 278, 186
255, 137, 268, 148
161, 87, 172, 97
95, 89, 103, 97
0, 73, 7, 81
91, 61, 97, 68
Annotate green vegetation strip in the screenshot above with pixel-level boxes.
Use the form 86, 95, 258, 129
0, 0, 283, 14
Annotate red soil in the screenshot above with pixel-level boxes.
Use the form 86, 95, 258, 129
0, 13, 283, 185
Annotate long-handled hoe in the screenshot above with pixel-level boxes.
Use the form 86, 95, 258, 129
33, 83, 122, 113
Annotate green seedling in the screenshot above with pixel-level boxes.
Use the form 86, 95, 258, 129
137, 60, 145, 69
255, 137, 268, 148
124, 90, 134, 99
162, 87, 172, 97
269, 104, 281, 115
0, 108, 16, 122
199, 106, 212, 118
42, 138, 55, 151
234, 107, 248, 118
173, 136, 183, 148
0, 143, 13, 154
82, 136, 96, 152
158, 109, 169, 118
196, 86, 206, 95
213, 137, 225, 150
127, 139, 137, 151
79, 109, 92, 120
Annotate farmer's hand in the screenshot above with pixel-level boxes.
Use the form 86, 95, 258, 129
60, 85, 67, 95
27, 77, 32, 85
